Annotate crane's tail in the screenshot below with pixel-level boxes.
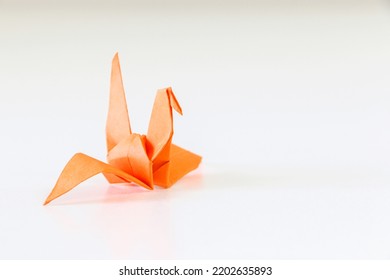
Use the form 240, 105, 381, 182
106, 53, 132, 153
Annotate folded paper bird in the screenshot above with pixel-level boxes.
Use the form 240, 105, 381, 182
44, 53, 202, 205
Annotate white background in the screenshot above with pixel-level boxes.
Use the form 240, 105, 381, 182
1, 0, 390, 259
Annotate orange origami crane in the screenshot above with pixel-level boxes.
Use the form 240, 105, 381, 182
44, 53, 202, 205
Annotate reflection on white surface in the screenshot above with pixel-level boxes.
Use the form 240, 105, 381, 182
1, 165, 390, 259
42, 172, 203, 259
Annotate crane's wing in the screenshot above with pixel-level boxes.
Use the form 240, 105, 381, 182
44, 153, 151, 205
106, 53, 132, 153
153, 144, 202, 188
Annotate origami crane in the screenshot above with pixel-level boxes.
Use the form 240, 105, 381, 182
44, 53, 202, 205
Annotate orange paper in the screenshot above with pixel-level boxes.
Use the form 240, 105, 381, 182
44, 53, 202, 205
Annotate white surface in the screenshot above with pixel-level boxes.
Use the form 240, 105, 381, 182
1, 1, 390, 259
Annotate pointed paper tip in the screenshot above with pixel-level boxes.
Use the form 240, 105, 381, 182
167, 87, 183, 115
43, 198, 50, 206
112, 52, 119, 62
43, 193, 56, 206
